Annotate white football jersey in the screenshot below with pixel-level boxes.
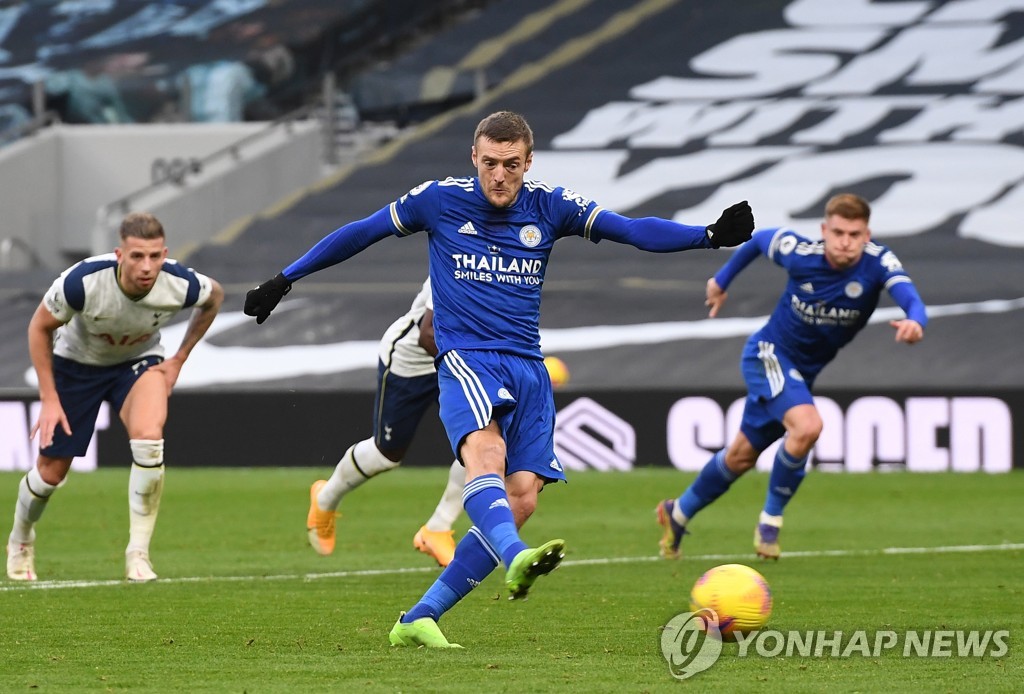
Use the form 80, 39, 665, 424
377, 278, 436, 378
43, 254, 215, 366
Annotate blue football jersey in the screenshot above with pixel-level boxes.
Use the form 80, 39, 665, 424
389, 177, 603, 358
747, 228, 914, 378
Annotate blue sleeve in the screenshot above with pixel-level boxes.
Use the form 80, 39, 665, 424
62, 270, 86, 312
888, 280, 928, 328
282, 206, 395, 281
590, 210, 711, 252
713, 229, 773, 289
64, 258, 118, 311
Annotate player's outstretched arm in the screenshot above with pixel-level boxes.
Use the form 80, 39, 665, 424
590, 201, 754, 252
244, 207, 396, 324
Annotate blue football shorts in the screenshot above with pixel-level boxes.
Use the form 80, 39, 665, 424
738, 338, 816, 452
373, 359, 439, 456
436, 349, 565, 483
43, 354, 163, 458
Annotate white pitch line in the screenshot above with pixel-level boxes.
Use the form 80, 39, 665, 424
2, 542, 1021, 592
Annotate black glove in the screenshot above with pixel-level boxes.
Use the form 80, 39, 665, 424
705, 201, 754, 248
244, 273, 292, 324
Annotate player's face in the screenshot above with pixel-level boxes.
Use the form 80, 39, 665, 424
821, 214, 870, 270
472, 137, 532, 208
115, 236, 167, 296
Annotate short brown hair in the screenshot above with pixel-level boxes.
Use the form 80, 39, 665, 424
474, 111, 534, 154
824, 193, 870, 222
120, 212, 165, 241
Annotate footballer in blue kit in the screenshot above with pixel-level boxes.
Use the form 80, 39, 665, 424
245, 110, 755, 648
657, 193, 927, 562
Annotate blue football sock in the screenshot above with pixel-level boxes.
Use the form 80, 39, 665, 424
462, 473, 528, 567
764, 446, 808, 516
677, 450, 737, 520
402, 528, 500, 623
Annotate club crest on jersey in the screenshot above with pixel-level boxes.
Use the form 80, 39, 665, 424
497, 388, 513, 401
519, 225, 542, 248
845, 281, 864, 298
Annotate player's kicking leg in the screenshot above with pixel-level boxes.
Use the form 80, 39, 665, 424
505, 538, 566, 600
412, 460, 464, 567
390, 355, 567, 648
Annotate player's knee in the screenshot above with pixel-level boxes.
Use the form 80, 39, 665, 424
130, 439, 165, 468
461, 438, 506, 474
36, 457, 72, 486
782, 404, 823, 452
790, 418, 823, 449
724, 437, 759, 474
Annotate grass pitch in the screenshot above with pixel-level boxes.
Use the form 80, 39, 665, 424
1, 467, 1021, 692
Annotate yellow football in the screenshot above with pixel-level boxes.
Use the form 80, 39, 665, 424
689, 563, 772, 639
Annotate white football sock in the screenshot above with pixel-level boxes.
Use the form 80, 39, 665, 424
671, 503, 689, 528
9, 467, 56, 544
318, 437, 399, 511
127, 439, 165, 555
424, 460, 465, 532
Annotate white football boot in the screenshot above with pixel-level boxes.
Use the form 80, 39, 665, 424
125, 549, 158, 582
6, 540, 37, 581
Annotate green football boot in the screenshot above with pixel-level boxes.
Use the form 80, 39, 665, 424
505, 539, 566, 600
388, 613, 463, 648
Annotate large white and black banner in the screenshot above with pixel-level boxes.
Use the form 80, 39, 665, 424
0, 390, 1016, 472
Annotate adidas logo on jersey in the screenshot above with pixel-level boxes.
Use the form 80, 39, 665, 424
458, 221, 477, 235
800, 282, 814, 293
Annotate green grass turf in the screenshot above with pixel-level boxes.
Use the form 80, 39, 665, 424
0, 467, 1021, 692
